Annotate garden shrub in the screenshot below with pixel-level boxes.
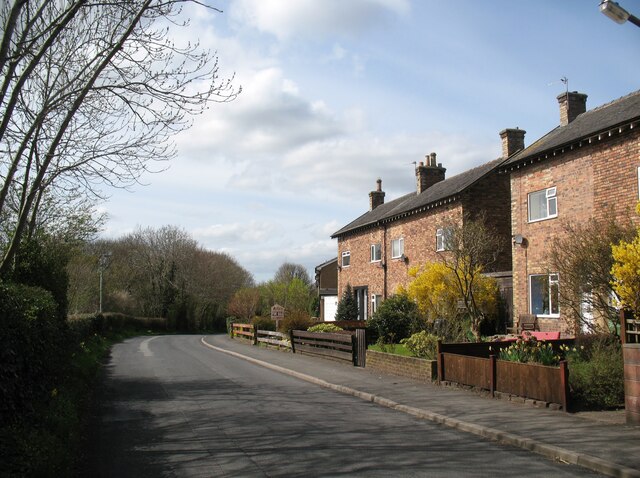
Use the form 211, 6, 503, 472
308, 323, 343, 333
278, 310, 313, 334
368, 293, 421, 343
401, 331, 439, 359
252, 316, 276, 331
564, 337, 624, 410
335, 283, 359, 321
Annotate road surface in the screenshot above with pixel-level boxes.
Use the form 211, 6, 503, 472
83, 335, 601, 477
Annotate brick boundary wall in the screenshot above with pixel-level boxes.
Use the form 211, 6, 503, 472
366, 350, 437, 381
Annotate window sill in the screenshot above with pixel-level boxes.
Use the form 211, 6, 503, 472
528, 215, 558, 224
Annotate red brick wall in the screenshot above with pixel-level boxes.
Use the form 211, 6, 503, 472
510, 128, 640, 332
462, 169, 512, 272
337, 204, 464, 309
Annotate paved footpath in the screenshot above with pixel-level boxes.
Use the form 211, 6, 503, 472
203, 334, 640, 478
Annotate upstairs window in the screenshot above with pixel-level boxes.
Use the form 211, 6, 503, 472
341, 251, 350, 267
391, 238, 404, 259
436, 228, 453, 252
528, 187, 557, 222
370, 243, 382, 262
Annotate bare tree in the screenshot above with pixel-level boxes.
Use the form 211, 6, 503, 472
551, 217, 635, 336
437, 213, 504, 341
273, 262, 312, 287
0, 0, 238, 275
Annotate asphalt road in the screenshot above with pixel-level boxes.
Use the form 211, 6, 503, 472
83, 335, 602, 477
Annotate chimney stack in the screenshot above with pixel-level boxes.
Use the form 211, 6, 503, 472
499, 128, 526, 158
416, 152, 446, 195
557, 91, 587, 126
369, 178, 385, 210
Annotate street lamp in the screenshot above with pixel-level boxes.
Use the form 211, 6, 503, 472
600, 0, 640, 28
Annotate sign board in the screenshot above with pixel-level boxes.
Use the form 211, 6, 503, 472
271, 304, 285, 321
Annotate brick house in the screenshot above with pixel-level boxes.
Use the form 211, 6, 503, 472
500, 90, 640, 334
331, 136, 519, 320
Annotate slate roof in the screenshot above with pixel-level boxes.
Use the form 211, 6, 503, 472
331, 157, 506, 238
501, 90, 640, 170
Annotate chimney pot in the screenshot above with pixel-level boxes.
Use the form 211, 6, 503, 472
416, 153, 446, 194
499, 128, 526, 158
557, 91, 587, 126
369, 178, 385, 210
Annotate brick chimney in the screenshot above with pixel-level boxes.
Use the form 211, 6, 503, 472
557, 91, 587, 126
369, 178, 385, 211
416, 152, 446, 195
499, 128, 526, 158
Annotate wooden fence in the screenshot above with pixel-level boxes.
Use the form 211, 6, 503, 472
230, 323, 366, 367
437, 343, 570, 410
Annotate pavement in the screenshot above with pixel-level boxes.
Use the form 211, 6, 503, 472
202, 334, 640, 478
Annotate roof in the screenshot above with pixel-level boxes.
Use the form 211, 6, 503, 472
331, 157, 506, 238
315, 257, 337, 272
501, 90, 640, 170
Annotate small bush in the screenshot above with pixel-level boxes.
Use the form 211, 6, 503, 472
252, 316, 276, 331
278, 310, 313, 334
565, 337, 624, 410
368, 294, 421, 343
308, 323, 343, 333
401, 331, 439, 359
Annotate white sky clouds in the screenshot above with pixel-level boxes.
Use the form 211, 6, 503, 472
100, 0, 640, 283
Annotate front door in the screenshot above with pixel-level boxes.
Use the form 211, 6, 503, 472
353, 286, 368, 321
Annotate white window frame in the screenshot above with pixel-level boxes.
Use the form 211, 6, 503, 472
371, 294, 383, 314
391, 238, 404, 259
528, 187, 557, 223
436, 228, 452, 252
341, 251, 350, 268
529, 273, 560, 318
637, 166, 640, 200
370, 243, 382, 262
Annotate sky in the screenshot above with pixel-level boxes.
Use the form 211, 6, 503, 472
99, 0, 640, 283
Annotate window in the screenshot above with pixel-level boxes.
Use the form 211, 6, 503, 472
341, 251, 350, 267
436, 228, 452, 252
530, 273, 559, 317
371, 294, 383, 314
370, 243, 381, 262
528, 187, 557, 222
391, 238, 404, 259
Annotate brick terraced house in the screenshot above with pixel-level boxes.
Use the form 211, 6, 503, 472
331, 132, 522, 320
500, 90, 640, 334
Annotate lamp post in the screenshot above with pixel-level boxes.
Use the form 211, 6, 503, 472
600, 0, 640, 28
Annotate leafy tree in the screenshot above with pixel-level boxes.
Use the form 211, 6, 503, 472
335, 283, 359, 322
428, 213, 502, 341
551, 216, 635, 335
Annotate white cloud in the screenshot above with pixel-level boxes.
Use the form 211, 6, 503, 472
230, 0, 410, 41
176, 67, 343, 159
192, 221, 276, 247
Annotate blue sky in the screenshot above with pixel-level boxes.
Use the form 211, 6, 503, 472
100, 0, 640, 283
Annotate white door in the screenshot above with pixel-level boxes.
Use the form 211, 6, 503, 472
323, 296, 338, 321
